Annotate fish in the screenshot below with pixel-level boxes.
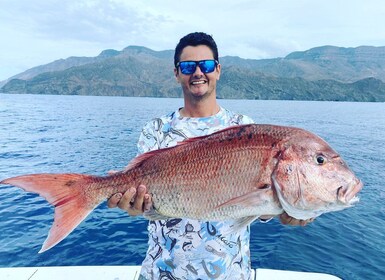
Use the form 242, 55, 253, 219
0, 124, 363, 253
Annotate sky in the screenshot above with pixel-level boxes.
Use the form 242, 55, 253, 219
1, 0, 385, 81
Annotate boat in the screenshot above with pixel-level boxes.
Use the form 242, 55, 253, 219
0, 265, 342, 279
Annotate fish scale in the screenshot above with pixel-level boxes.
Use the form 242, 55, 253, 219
129, 136, 273, 219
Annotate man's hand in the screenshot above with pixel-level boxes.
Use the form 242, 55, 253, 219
279, 212, 315, 226
107, 185, 152, 216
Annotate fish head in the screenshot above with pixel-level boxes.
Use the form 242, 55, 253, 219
272, 130, 363, 220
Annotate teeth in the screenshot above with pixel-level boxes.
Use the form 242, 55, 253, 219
192, 81, 205, 85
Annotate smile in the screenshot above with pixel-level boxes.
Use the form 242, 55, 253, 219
191, 80, 206, 85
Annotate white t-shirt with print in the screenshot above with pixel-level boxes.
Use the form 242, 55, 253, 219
137, 107, 254, 280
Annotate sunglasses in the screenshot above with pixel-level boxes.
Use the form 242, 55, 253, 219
176, 60, 218, 75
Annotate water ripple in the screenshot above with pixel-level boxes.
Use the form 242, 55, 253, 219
0, 94, 384, 280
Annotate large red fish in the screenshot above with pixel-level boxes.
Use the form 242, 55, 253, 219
1, 124, 362, 253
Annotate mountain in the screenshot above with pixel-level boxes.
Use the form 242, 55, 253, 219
1, 45, 385, 101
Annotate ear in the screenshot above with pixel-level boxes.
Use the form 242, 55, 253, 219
216, 63, 221, 80
174, 68, 181, 83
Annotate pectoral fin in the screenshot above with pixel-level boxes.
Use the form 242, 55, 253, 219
215, 184, 272, 209
213, 185, 276, 233
143, 208, 172, 220
232, 216, 259, 231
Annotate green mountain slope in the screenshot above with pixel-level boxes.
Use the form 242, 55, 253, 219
2, 45, 385, 101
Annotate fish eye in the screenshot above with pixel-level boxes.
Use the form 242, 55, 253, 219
316, 155, 326, 165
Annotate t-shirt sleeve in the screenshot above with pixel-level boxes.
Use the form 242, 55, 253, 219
137, 120, 160, 155
240, 115, 254, 125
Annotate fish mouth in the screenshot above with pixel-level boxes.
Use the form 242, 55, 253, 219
337, 179, 363, 205
272, 174, 363, 220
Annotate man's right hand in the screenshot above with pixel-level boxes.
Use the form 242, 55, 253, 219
107, 185, 152, 216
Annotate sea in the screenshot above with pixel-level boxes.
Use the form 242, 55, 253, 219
0, 94, 384, 280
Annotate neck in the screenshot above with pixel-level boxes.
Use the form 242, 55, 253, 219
180, 98, 220, 118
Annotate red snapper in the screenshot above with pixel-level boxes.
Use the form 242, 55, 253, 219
0, 124, 362, 253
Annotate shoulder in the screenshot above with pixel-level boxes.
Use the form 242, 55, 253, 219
143, 111, 175, 130
221, 108, 254, 125
137, 110, 177, 153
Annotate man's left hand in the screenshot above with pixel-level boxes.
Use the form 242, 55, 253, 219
279, 212, 315, 226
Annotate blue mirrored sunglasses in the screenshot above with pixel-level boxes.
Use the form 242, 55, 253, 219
176, 60, 218, 75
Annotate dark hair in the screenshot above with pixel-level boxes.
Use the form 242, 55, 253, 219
174, 32, 219, 67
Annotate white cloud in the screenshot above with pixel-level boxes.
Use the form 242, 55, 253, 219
1, 0, 385, 80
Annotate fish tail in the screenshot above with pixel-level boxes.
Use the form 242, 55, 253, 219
1, 173, 100, 253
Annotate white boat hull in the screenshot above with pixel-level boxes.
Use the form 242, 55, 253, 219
0, 265, 342, 279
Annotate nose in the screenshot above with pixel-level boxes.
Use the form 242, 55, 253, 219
193, 64, 204, 76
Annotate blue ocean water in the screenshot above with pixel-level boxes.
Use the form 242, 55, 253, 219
0, 94, 384, 279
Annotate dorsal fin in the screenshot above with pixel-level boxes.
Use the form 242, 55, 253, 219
125, 143, 185, 171
178, 125, 247, 144
125, 124, 250, 171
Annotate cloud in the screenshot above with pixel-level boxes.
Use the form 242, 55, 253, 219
1, 0, 385, 80
0, 0, 180, 80
4, 1, 155, 44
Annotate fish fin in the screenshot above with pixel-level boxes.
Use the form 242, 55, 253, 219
176, 125, 248, 144
215, 186, 272, 209
233, 216, 259, 230
215, 187, 273, 234
124, 125, 250, 171
1, 173, 101, 253
143, 208, 171, 220
223, 216, 259, 235
124, 147, 174, 171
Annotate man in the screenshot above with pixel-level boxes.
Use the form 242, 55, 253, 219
108, 32, 312, 279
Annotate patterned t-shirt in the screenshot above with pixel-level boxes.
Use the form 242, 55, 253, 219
137, 107, 254, 280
